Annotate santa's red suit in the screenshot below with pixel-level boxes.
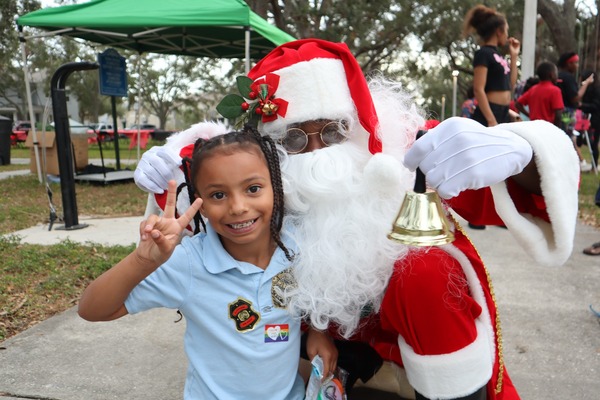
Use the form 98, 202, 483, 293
134, 39, 579, 400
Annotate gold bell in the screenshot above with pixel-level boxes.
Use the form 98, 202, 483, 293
388, 131, 455, 246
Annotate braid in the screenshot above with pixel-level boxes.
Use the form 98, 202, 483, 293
243, 125, 293, 261
181, 156, 205, 234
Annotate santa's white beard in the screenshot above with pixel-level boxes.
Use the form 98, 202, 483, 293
280, 140, 413, 338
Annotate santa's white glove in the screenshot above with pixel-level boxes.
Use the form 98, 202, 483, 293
404, 117, 533, 199
134, 145, 182, 194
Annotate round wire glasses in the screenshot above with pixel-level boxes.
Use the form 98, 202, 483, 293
279, 121, 349, 154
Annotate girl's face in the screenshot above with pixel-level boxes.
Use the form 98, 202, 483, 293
195, 147, 274, 258
497, 23, 509, 46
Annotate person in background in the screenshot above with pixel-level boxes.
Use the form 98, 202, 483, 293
556, 51, 594, 171
134, 38, 580, 400
460, 86, 478, 118
462, 4, 521, 229
463, 4, 520, 128
515, 61, 564, 127
78, 127, 337, 400
580, 70, 600, 168
580, 70, 600, 256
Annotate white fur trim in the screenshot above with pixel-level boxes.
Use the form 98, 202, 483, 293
491, 120, 579, 267
164, 120, 229, 154
258, 58, 355, 136
397, 244, 495, 399
364, 153, 404, 191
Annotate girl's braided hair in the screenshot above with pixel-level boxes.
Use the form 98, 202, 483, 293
185, 125, 293, 261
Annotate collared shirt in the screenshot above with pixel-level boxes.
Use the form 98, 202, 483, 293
517, 81, 564, 123
125, 223, 304, 400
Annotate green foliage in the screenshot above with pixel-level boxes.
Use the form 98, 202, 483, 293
216, 94, 245, 119
4, 1, 598, 128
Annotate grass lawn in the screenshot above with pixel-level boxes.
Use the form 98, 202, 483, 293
0, 147, 150, 342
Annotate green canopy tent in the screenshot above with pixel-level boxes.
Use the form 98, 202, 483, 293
17, 0, 295, 181
17, 0, 294, 70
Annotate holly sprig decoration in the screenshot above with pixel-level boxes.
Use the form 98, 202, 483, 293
216, 74, 288, 128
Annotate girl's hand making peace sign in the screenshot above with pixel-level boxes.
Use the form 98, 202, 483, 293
136, 180, 202, 267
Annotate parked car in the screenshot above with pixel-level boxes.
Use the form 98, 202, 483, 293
87, 123, 123, 143
122, 124, 172, 141
13, 120, 32, 132
126, 123, 157, 131
11, 121, 31, 145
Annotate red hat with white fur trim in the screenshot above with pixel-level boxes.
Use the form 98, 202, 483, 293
248, 38, 382, 154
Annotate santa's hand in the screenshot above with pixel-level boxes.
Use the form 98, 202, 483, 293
134, 145, 182, 194
404, 117, 533, 199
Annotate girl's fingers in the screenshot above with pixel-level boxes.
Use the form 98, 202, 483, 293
178, 198, 203, 229
163, 180, 178, 218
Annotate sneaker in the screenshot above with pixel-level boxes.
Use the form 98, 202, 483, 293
581, 160, 593, 172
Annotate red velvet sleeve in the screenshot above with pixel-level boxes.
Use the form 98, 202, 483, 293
446, 178, 549, 226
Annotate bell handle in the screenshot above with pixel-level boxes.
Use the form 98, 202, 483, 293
414, 167, 426, 193
413, 130, 427, 194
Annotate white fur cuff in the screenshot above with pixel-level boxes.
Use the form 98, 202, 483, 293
397, 319, 493, 399
492, 120, 579, 267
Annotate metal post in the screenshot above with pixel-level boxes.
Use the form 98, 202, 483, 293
521, 0, 538, 80
441, 95, 446, 120
452, 70, 459, 117
111, 96, 121, 170
51, 62, 98, 230
244, 27, 251, 74
19, 26, 42, 183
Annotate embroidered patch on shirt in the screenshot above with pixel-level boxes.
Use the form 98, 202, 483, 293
264, 324, 289, 343
271, 268, 297, 308
228, 297, 260, 333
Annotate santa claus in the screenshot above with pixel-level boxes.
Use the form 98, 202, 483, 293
134, 39, 579, 400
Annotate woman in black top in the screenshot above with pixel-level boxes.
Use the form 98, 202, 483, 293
463, 5, 520, 127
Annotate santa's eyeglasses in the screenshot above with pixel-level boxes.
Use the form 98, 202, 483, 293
279, 121, 349, 154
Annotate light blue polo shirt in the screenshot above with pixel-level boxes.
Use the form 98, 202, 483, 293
125, 223, 304, 400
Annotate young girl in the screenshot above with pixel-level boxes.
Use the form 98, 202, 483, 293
463, 5, 520, 127
78, 127, 337, 399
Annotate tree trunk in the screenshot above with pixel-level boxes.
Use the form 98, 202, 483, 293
538, 0, 578, 56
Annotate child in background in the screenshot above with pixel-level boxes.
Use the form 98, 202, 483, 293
460, 86, 478, 118
78, 127, 337, 400
515, 61, 564, 127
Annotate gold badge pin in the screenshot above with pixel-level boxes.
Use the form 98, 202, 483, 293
228, 298, 260, 332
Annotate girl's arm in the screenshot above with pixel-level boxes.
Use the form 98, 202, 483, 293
508, 37, 521, 90
305, 328, 338, 380
78, 180, 202, 321
78, 248, 161, 321
473, 66, 496, 126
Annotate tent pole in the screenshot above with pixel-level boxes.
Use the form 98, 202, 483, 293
19, 26, 42, 183
245, 27, 250, 74
136, 53, 143, 161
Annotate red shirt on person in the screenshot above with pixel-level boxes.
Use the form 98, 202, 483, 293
517, 81, 564, 123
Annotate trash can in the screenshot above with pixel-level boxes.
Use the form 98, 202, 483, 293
0, 116, 12, 165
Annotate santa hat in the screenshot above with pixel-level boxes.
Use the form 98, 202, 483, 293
248, 38, 382, 154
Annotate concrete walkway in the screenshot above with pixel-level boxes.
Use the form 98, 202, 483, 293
1, 166, 599, 399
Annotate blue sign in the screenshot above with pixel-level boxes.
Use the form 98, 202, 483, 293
98, 49, 127, 97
